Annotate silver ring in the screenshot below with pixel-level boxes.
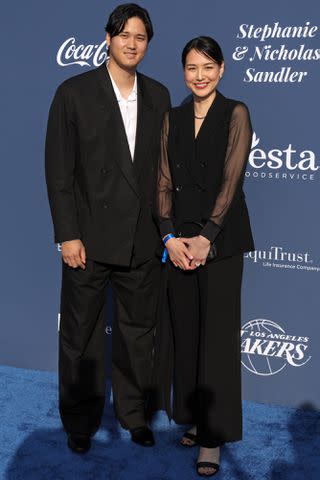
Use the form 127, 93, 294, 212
195, 262, 200, 267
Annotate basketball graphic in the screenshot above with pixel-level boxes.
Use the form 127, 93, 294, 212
241, 319, 311, 376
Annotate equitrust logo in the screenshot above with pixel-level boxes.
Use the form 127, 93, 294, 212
245, 246, 320, 273
241, 318, 311, 376
246, 133, 319, 182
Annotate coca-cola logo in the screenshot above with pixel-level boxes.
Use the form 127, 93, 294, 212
57, 37, 107, 67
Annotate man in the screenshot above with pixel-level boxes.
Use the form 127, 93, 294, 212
45, 3, 170, 453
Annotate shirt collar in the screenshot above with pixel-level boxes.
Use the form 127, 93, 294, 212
107, 65, 137, 102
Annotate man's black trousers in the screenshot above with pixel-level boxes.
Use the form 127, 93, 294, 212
58, 256, 161, 435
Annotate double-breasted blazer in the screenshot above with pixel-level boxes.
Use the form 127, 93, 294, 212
158, 91, 254, 259
45, 64, 170, 266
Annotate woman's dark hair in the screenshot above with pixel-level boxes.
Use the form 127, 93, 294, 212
105, 3, 153, 41
182, 36, 224, 67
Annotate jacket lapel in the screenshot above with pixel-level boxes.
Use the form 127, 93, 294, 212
196, 90, 226, 142
176, 92, 228, 189
132, 73, 154, 180
176, 100, 197, 183
193, 91, 228, 188
95, 64, 140, 198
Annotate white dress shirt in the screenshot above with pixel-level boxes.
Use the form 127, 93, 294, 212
108, 69, 138, 161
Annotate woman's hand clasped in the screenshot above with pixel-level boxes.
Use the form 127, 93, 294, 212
179, 235, 211, 269
165, 237, 195, 270
165, 235, 211, 270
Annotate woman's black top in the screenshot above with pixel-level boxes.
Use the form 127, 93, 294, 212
157, 91, 254, 258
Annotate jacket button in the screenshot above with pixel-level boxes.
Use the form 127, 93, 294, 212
200, 162, 207, 167
103, 202, 109, 208
101, 168, 111, 175
176, 163, 182, 168
176, 185, 182, 192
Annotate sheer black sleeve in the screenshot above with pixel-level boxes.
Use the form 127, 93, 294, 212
157, 112, 175, 238
200, 103, 252, 243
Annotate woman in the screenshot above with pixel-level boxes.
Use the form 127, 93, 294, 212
157, 36, 254, 476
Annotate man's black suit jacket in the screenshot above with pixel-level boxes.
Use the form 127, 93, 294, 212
45, 64, 171, 266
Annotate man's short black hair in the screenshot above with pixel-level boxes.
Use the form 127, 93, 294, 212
105, 3, 154, 41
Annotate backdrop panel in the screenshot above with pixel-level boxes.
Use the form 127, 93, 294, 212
0, 0, 319, 409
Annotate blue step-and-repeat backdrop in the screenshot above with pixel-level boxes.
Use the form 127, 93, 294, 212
1, 0, 319, 409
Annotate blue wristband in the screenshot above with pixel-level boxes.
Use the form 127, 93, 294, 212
162, 233, 175, 263
161, 249, 168, 264
163, 233, 175, 245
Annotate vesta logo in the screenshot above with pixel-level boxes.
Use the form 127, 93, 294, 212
57, 37, 107, 67
249, 132, 318, 171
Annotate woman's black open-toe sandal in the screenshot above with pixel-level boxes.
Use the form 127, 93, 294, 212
180, 431, 198, 447
196, 461, 220, 477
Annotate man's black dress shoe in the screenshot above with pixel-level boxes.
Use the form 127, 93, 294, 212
67, 434, 91, 454
130, 427, 155, 447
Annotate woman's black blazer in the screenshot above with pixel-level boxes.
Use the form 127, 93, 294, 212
158, 91, 254, 259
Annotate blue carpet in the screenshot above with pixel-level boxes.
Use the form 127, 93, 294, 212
0, 365, 319, 480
